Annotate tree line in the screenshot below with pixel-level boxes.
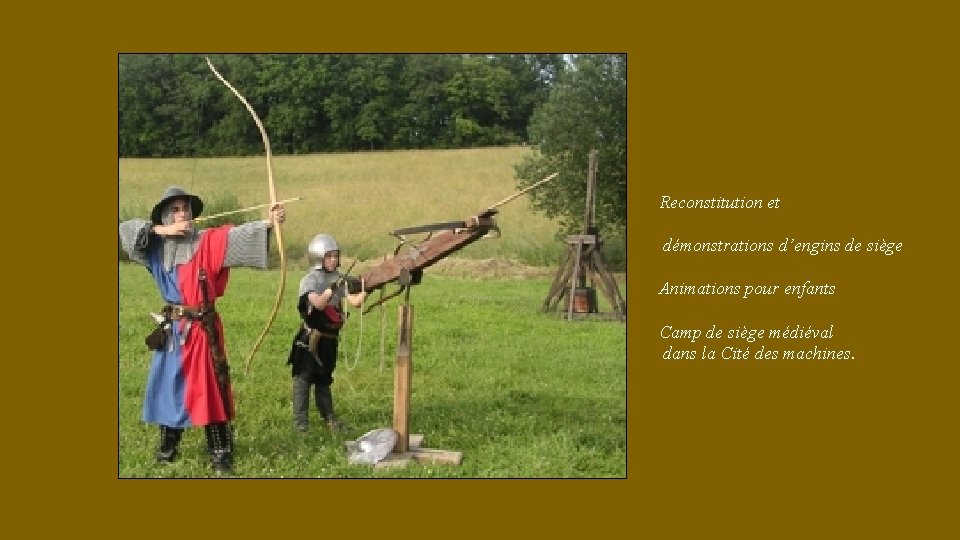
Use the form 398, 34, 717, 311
119, 53, 567, 156
120, 53, 626, 239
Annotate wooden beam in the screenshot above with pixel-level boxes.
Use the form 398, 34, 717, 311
393, 304, 414, 453
584, 149, 597, 231
408, 433, 424, 449
359, 216, 496, 292
372, 434, 462, 468
412, 448, 463, 466
375, 452, 414, 469
565, 234, 599, 245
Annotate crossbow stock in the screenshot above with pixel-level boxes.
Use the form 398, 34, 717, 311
357, 172, 558, 313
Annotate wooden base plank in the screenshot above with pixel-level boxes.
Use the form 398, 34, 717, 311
359, 433, 462, 468
374, 452, 414, 468
411, 448, 463, 466
408, 433, 424, 449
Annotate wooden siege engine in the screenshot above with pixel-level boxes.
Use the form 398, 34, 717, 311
543, 149, 626, 321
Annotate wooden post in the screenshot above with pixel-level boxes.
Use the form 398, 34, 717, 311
584, 150, 597, 232
393, 303, 414, 453
567, 239, 584, 320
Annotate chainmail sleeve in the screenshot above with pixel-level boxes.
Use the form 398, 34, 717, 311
298, 270, 344, 303
118, 219, 154, 266
298, 271, 324, 297
223, 220, 273, 268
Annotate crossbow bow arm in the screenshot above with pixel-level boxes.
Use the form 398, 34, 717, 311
358, 209, 498, 293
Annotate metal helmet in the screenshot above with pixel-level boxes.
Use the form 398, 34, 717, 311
307, 234, 339, 269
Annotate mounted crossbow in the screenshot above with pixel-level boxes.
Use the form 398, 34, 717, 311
357, 172, 558, 313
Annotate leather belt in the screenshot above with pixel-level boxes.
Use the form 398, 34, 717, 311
303, 323, 338, 340
164, 304, 206, 321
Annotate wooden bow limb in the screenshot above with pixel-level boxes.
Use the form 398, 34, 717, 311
205, 57, 286, 375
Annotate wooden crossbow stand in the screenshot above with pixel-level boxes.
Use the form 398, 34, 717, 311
373, 268, 463, 468
357, 173, 558, 468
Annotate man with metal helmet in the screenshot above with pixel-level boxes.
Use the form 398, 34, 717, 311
287, 233, 366, 432
119, 186, 286, 475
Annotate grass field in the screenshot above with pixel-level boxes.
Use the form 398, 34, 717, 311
119, 146, 581, 267
119, 146, 626, 477
119, 264, 627, 478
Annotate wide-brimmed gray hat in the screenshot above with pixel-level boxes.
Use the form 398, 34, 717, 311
150, 186, 203, 225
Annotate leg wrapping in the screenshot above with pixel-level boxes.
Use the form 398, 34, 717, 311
156, 425, 183, 463
205, 423, 233, 474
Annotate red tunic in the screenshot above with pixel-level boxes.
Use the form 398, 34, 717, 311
175, 226, 233, 425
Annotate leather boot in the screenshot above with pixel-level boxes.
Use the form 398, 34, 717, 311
292, 375, 310, 432
155, 425, 183, 463
205, 423, 233, 475
316, 385, 348, 432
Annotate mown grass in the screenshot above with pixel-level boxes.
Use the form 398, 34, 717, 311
119, 263, 627, 478
119, 146, 627, 477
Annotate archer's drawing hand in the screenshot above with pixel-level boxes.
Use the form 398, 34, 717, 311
268, 203, 286, 226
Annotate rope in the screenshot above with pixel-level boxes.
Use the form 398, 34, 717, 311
340, 267, 388, 374
342, 278, 365, 371
378, 288, 386, 373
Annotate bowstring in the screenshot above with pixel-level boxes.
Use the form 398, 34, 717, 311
190, 82, 204, 195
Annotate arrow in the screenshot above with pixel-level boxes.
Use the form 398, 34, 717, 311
192, 196, 303, 223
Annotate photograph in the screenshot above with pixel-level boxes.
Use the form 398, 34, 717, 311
118, 53, 628, 478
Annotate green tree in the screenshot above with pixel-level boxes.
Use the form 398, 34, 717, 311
255, 54, 330, 154
393, 54, 455, 148
319, 54, 405, 151
119, 53, 562, 157
119, 54, 187, 156
515, 54, 627, 241
201, 54, 274, 156
490, 54, 566, 138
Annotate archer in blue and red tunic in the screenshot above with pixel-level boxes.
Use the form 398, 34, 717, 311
119, 186, 285, 473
